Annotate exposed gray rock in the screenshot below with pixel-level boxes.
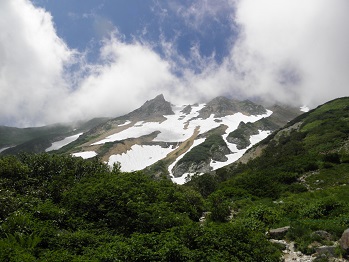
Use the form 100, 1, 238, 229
270, 239, 287, 250
226, 135, 251, 150
340, 228, 349, 250
315, 246, 336, 257
268, 226, 290, 239
312, 230, 332, 241
210, 145, 230, 162
126, 94, 174, 120
270, 240, 314, 262
198, 96, 267, 119
171, 134, 231, 176
181, 105, 192, 114
226, 116, 282, 149
199, 212, 211, 224
172, 160, 211, 178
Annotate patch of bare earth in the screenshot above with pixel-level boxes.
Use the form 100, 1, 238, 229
82, 121, 135, 147
237, 144, 267, 164
100, 132, 160, 162
161, 127, 200, 164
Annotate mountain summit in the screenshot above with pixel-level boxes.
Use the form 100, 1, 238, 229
0, 95, 303, 183
198, 96, 267, 118
125, 94, 174, 121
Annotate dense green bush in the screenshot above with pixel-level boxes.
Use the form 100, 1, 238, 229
0, 153, 286, 261
1, 97, 349, 261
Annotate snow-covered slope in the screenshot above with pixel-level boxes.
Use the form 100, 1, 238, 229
108, 145, 175, 172
46, 133, 83, 152
65, 95, 303, 183
72, 96, 279, 183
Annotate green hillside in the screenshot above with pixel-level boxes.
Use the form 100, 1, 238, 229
0, 118, 109, 154
189, 97, 349, 257
0, 97, 349, 261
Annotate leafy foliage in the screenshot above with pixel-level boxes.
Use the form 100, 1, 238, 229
178, 134, 227, 164
0, 153, 282, 261
1, 97, 349, 260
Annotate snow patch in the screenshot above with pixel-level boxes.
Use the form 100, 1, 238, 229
300, 106, 310, 112
171, 173, 204, 185
91, 106, 272, 147
211, 130, 271, 170
72, 151, 97, 159
169, 138, 205, 184
118, 120, 131, 126
46, 133, 83, 152
108, 144, 175, 172
0, 147, 11, 153
92, 104, 207, 145
90, 102, 273, 183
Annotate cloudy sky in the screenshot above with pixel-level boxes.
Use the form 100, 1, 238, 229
1, 0, 348, 127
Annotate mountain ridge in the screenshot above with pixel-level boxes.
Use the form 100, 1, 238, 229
1, 97, 349, 261
1, 94, 303, 182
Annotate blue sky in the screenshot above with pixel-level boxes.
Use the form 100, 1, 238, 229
1, 0, 349, 127
32, 0, 234, 67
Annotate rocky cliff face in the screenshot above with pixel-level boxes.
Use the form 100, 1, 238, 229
226, 121, 259, 149
171, 135, 231, 177
198, 96, 267, 119
172, 160, 212, 178
210, 144, 231, 162
81, 94, 174, 137
2, 93, 303, 181
126, 94, 174, 121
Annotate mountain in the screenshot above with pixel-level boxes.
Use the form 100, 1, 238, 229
196, 96, 267, 118
50, 95, 301, 182
1, 97, 348, 261
209, 96, 349, 192
185, 96, 349, 260
0, 95, 302, 181
0, 118, 109, 154
125, 94, 174, 120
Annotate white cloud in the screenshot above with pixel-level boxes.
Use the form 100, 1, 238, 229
166, 0, 349, 107
0, 0, 178, 126
0, 0, 72, 126
159, 0, 349, 107
229, 0, 349, 106
1, 0, 349, 127
64, 35, 177, 120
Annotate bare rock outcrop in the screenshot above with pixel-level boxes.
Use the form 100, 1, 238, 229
340, 228, 349, 251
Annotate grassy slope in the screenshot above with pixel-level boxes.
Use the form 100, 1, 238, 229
188, 97, 349, 256
0, 118, 109, 154
1, 97, 349, 261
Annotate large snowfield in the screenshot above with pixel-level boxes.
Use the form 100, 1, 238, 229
108, 144, 175, 172
73, 102, 274, 183
92, 105, 272, 146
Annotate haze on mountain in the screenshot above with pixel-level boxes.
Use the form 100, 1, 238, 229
1, 96, 349, 261
1, 0, 349, 127
0, 94, 304, 184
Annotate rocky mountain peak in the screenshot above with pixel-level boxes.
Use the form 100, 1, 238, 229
126, 94, 174, 121
198, 96, 267, 119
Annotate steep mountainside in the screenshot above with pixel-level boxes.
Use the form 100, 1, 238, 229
0, 118, 108, 155
59, 95, 301, 183
1, 97, 349, 261
0, 118, 109, 155
212, 96, 349, 194
186, 97, 349, 260
197, 96, 267, 118
0, 95, 302, 182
